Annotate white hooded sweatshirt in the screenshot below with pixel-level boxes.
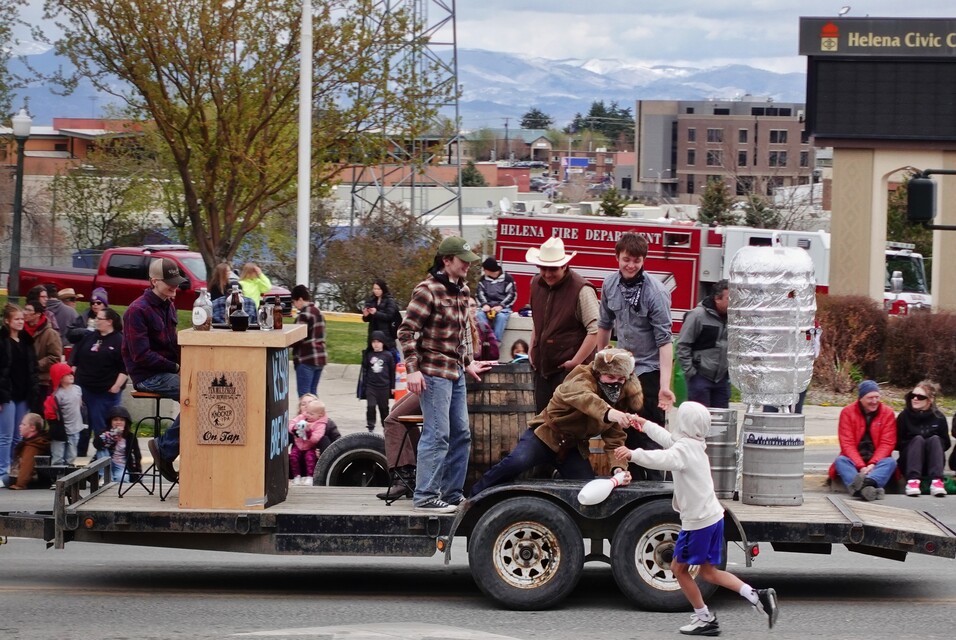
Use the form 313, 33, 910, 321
628, 401, 724, 531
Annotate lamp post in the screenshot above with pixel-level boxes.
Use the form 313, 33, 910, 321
8, 108, 32, 301
648, 167, 671, 198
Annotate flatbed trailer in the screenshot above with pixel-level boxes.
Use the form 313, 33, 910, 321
2, 459, 954, 611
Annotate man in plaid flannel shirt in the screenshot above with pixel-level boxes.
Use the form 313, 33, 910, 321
397, 236, 492, 513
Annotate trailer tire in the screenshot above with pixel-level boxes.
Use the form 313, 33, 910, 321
312, 432, 389, 487
610, 500, 721, 612
469, 497, 583, 610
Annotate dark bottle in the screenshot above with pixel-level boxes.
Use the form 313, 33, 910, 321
272, 296, 284, 330
227, 285, 244, 329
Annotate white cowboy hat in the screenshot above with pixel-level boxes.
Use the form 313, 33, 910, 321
525, 236, 577, 267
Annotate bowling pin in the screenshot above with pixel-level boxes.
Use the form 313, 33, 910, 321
577, 470, 629, 505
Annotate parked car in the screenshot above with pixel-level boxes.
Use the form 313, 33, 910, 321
17, 245, 292, 313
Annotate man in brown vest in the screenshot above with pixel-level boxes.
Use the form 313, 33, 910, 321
526, 237, 599, 412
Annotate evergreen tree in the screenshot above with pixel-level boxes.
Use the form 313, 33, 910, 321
461, 160, 488, 187
697, 179, 737, 226
520, 107, 553, 130
741, 194, 781, 229
600, 187, 628, 217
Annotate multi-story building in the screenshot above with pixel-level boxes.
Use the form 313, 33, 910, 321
635, 98, 815, 204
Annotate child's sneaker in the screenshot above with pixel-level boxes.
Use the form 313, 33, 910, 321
905, 479, 921, 496
679, 613, 720, 636
755, 588, 779, 629
291, 476, 302, 486
930, 478, 946, 497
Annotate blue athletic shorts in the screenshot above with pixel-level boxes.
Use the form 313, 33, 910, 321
674, 519, 724, 566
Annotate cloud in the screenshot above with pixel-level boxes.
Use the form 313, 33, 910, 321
457, 1, 956, 74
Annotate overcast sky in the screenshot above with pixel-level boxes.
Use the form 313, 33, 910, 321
456, 1, 956, 73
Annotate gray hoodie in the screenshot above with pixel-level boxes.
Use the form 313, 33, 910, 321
628, 401, 725, 531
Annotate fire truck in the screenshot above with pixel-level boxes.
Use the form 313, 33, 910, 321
493, 213, 931, 326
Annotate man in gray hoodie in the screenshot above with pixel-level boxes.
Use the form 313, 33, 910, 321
676, 280, 730, 408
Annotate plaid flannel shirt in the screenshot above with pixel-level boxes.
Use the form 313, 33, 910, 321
397, 273, 473, 380
293, 303, 327, 367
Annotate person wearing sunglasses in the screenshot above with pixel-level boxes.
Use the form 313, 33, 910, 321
896, 380, 950, 497
829, 380, 897, 501
67, 287, 110, 345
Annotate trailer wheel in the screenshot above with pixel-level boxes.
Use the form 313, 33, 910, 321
610, 500, 721, 612
469, 497, 584, 610
312, 432, 389, 487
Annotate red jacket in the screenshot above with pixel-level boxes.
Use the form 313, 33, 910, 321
829, 401, 897, 478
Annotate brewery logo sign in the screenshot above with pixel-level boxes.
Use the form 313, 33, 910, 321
197, 371, 248, 445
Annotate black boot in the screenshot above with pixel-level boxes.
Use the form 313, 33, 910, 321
376, 465, 415, 500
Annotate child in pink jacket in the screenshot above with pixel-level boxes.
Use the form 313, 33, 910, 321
288, 398, 327, 485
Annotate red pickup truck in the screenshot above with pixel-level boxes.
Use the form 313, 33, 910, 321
17, 245, 291, 312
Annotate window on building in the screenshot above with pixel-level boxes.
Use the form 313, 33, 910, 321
687, 149, 696, 165
687, 177, 695, 194
713, 108, 730, 115
54, 143, 68, 152
766, 176, 783, 196
736, 176, 754, 196
737, 151, 747, 167
800, 151, 809, 167
706, 128, 723, 143
769, 129, 788, 144
605, 156, 614, 164
769, 151, 788, 167
686, 107, 695, 114
738, 129, 748, 143
706, 150, 722, 166
687, 128, 696, 142
751, 107, 766, 116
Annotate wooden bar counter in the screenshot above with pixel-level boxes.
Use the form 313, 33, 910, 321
178, 324, 306, 509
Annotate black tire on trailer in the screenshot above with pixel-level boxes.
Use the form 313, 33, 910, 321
610, 500, 722, 612
469, 496, 584, 611
312, 432, 389, 487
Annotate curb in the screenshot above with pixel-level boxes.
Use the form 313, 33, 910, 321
806, 435, 839, 446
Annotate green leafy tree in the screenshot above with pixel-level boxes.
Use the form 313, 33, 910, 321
566, 100, 633, 149
461, 160, 487, 187
887, 177, 932, 257
520, 107, 553, 130
600, 187, 627, 217
0, 0, 24, 117
697, 178, 737, 226
51, 140, 156, 250
468, 127, 497, 161
39, 0, 450, 271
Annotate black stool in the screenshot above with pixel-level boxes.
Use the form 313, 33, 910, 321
383, 414, 422, 506
119, 391, 177, 500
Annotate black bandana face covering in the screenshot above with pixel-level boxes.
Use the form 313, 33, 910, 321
598, 381, 624, 404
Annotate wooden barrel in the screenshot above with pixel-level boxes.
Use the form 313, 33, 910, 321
466, 362, 537, 486
588, 436, 612, 477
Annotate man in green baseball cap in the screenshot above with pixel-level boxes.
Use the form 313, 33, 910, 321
396, 236, 491, 513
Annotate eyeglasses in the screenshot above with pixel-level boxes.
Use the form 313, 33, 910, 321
92, 300, 105, 305
63, 297, 77, 303
911, 393, 929, 401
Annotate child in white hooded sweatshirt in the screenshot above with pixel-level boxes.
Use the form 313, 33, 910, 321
615, 401, 779, 637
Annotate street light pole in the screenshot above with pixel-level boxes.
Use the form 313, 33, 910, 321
8, 108, 32, 301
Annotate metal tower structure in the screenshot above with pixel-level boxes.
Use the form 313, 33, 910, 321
349, 0, 462, 233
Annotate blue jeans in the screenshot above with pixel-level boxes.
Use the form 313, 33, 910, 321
834, 455, 897, 489
686, 374, 731, 409
414, 370, 471, 505
295, 363, 323, 397
470, 427, 595, 496
135, 373, 180, 461
51, 432, 80, 466
0, 400, 31, 477
477, 309, 511, 343
83, 388, 122, 442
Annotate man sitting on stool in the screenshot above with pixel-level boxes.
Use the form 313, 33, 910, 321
122, 258, 185, 483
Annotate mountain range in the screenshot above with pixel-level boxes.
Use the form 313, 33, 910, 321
10, 47, 807, 128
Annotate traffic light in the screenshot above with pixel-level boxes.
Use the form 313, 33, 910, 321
907, 176, 936, 224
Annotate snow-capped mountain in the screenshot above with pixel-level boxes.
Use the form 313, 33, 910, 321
8, 46, 807, 128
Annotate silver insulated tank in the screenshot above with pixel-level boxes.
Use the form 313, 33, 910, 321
727, 245, 816, 408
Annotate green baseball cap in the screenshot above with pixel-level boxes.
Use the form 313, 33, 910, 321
437, 236, 480, 262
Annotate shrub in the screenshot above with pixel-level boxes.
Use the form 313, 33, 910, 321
884, 311, 956, 394
813, 295, 887, 393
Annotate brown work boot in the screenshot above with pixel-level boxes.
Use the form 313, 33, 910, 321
148, 438, 179, 483
376, 465, 415, 500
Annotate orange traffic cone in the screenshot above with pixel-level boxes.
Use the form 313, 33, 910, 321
394, 362, 407, 400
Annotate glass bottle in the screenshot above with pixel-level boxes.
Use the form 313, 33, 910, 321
258, 298, 273, 330
272, 296, 284, 331
192, 287, 213, 331
227, 285, 244, 329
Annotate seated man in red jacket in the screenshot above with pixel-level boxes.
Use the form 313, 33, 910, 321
829, 380, 897, 501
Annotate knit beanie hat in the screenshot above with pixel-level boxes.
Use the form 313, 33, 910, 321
370, 330, 388, 343
592, 348, 636, 379
858, 380, 879, 398
91, 287, 109, 305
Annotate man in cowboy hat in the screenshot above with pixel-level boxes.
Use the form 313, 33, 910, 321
470, 348, 642, 495
397, 236, 493, 513
525, 236, 599, 413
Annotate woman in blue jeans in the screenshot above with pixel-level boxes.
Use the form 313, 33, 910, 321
1, 304, 40, 478
70, 308, 128, 463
